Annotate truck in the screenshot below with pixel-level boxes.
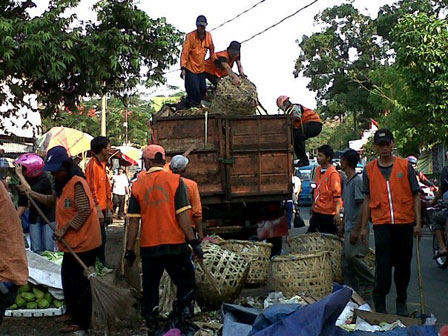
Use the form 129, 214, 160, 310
151, 110, 294, 239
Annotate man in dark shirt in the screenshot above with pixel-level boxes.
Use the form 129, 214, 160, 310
124, 145, 203, 335
430, 150, 448, 258
360, 129, 421, 316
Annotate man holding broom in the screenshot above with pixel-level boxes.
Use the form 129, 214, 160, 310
19, 146, 101, 334
125, 145, 203, 335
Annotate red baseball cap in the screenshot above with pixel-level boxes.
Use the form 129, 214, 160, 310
142, 145, 166, 160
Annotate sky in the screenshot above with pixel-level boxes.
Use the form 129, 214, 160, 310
6, 0, 394, 138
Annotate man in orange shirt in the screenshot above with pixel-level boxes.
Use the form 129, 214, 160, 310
169, 155, 204, 240
308, 145, 342, 235
179, 15, 214, 109
360, 129, 421, 316
204, 41, 246, 87
277, 96, 322, 167
85, 136, 112, 266
0, 178, 28, 326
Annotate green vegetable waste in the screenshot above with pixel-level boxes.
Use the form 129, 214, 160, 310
33, 288, 45, 300
17, 284, 31, 293
21, 292, 35, 302
26, 302, 38, 309
8, 304, 18, 310
37, 299, 50, 309
53, 300, 64, 308
15, 296, 26, 308
10, 282, 65, 310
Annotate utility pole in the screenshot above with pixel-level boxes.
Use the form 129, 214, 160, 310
101, 95, 107, 136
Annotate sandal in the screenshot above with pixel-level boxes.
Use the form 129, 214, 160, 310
433, 251, 448, 259
55, 314, 72, 323
59, 324, 82, 333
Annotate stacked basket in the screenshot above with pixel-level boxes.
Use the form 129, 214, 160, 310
288, 233, 344, 283
195, 242, 250, 308
271, 251, 333, 298
217, 240, 272, 286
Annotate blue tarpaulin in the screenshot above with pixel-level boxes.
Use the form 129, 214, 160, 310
342, 326, 437, 336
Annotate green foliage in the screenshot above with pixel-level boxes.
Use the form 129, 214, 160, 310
0, 0, 183, 132
41, 95, 155, 146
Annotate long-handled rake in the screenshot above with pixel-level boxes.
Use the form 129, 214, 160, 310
25, 192, 132, 331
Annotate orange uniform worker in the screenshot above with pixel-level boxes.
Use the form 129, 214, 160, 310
204, 41, 246, 87
124, 145, 203, 334
0, 178, 28, 326
85, 136, 112, 266
179, 15, 214, 109
169, 155, 204, 239
21, 146, 101, 333
360, 129, 421, 316
308, 145, 342, 235
277, 96, 322, 167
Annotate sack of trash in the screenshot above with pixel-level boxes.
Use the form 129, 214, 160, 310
210, 77, 258, 116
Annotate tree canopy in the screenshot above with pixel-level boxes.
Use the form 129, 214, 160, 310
0, 0, 183, 132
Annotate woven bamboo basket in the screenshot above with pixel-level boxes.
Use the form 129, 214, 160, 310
195, 242, 250, 308
288, 233, 343, 283
271, 251, 333, 298
209, 77, 258, 116
217, 240, 272, 285
365, 248, 376, 269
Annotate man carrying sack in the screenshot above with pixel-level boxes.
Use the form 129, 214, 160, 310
124, 145, 203, 335
0, 178, 28, 326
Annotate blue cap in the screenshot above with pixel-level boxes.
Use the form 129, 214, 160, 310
43, 146, 69, 171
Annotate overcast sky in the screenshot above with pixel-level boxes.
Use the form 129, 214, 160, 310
21, 0, 395, 134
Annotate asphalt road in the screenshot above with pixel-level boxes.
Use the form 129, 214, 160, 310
294, 206, 448, 325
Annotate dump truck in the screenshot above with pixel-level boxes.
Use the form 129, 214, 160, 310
151, 110, 294, 238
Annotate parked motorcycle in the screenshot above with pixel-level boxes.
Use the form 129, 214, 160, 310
427, 200, 448, 268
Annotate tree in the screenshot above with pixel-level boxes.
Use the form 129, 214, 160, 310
0, 0, 183, 132
41, 95, 155, 146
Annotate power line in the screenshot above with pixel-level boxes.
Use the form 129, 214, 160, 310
209, 0, 268, 32
241, 0, 319, 44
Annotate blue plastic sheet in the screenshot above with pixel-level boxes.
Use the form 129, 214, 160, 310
341, 326, 437, 336
249, 303, 302, 335
221, 304, 261, 336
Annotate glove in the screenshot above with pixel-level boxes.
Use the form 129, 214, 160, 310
188, 239, 204, 259
124, 249, 136, 266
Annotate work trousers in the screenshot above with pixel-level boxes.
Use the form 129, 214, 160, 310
373, 224, 413, 310
308, 211, 338, 235
0, 285, 17, 326
343, 228, 374, 297
97, 210, 108, 266
113, 194, 125, 218
185, 70, 206, 107
293, 122, 322, 164
141, 251, 195, 325
61, 248, 97, 331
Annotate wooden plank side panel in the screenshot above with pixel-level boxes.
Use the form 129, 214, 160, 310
230, 152, 291, 196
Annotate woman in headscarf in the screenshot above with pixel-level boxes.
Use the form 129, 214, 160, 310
19, 146, 101, 334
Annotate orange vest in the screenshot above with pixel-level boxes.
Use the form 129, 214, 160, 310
183, 178, 202, 228
85, 156, 112, 211
313, 165, 342, 215
204, 50, 237, 78
56, 176, 102, 253
366, 158, 415, 225
132, 169, 186, 247
292, 106, 322, 128
180, 31, 214, 74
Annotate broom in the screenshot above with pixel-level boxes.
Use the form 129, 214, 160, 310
24, 192, 132, 330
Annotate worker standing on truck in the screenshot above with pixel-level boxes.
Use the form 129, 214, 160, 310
360, 129, 421, 316
178, 15, 215, 109
204, 41, 246, 87
277, 96, 322, 167
124, 145, 203, 335
308, 145, 342, 235
169, 155, 204, 240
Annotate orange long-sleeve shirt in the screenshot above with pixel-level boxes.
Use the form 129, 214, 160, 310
85, 156, 112, 211
180, 30, 214, 74
313, 165, 342, 215
183, 177, 202, 227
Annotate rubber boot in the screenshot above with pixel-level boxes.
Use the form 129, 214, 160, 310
373, 295, 387, 314
396, 299, 409, 317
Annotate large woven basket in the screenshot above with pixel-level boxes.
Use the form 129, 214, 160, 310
288, 233, 343, 283
217, 240, 272, 286
195, 242, 250, 308
271, 251, 333, 298
210, 77, 258, 116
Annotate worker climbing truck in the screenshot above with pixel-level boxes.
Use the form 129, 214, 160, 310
151, 108, 294, 239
